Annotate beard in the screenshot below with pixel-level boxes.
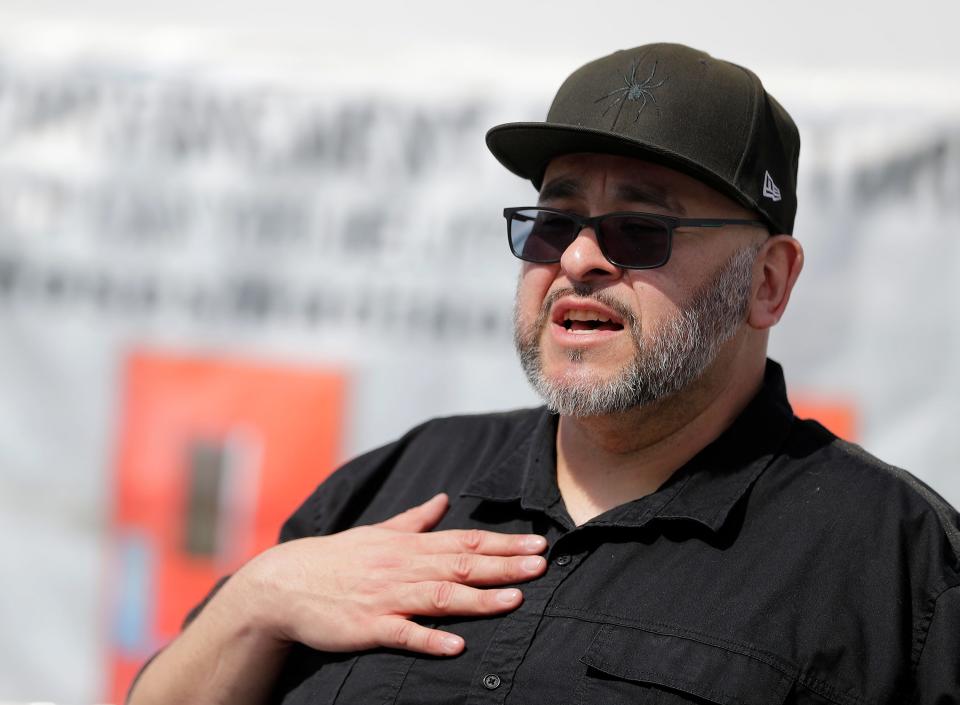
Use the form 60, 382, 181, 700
514, 243, 761, 417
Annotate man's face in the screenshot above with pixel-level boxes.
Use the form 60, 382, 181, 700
513, 153, 766, 417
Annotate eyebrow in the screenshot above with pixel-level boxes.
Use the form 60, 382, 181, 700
538, 177, 687, 215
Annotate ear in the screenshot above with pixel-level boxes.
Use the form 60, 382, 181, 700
748, 235, 804, 330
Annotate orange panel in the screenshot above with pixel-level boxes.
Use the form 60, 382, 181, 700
790, 395, 858, 441
107, 349, 346, 704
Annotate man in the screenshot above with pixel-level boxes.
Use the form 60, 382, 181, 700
129, 43, 960, 704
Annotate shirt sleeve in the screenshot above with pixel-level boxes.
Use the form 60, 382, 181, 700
913, 583, 960, 703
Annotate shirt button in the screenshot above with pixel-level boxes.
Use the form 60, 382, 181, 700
482, 673, 501, 690
554, 554, 572, 566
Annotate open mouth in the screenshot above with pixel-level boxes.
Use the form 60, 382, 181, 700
557, 308, 625, 334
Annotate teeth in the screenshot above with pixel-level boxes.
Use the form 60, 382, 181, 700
564, 309, 611, 323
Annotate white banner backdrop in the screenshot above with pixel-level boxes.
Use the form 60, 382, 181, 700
0, 50, 958, 702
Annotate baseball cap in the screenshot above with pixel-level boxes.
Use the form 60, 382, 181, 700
486, 43, 800, 234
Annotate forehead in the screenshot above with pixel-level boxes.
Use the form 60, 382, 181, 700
539, 153, 749, 217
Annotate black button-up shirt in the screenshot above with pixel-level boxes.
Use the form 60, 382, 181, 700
204, 360, 960, 704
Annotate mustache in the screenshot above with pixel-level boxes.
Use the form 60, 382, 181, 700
533, 285, 639, 333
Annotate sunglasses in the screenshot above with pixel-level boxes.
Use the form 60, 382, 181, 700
503, 207, 768, 269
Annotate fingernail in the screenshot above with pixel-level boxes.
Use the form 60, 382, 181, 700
440, 634, 463, 654
522, 536, 547, 552
497, 588, 521, 603
522, 556, 544, 573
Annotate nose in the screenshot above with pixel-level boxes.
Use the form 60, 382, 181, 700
558, 226, 622, 282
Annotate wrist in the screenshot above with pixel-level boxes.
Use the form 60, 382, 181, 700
207, 558, 290, 647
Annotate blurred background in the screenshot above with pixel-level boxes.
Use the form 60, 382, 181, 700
0, 1, 958, 702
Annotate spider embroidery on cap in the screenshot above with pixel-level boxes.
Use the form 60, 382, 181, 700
594, 57, 667, 122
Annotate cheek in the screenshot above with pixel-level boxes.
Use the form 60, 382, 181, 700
625, 271, 686, 329
515, 264, 557, 325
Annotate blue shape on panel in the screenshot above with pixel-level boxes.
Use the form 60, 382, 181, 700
112, 531, 155, 655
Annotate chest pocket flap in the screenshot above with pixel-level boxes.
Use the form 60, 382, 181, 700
580, 624, 794, 705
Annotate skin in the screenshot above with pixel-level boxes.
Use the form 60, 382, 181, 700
128, 152, 803, 705
515, 153, 804, 524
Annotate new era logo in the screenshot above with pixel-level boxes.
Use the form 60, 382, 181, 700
762, 171, 782, 202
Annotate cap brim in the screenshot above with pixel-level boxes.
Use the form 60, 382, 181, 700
486, 122, 762, 220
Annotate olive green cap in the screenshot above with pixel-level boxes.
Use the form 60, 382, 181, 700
486, 43, 800, 234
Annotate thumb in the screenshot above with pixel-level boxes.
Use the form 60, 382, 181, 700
377, 493, 449, 533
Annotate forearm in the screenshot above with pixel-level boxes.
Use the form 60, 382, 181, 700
127, 578, 290, 705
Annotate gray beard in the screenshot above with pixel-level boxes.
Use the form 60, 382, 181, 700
514, 243, 760, 417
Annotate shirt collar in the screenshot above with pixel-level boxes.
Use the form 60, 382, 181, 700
461, 359, 796, 534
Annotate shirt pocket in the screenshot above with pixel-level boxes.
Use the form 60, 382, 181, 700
576, 624, 794, 705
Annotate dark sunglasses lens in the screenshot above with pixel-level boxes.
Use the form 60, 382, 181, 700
600, 215, 670, 268
509, 209, 577, 262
